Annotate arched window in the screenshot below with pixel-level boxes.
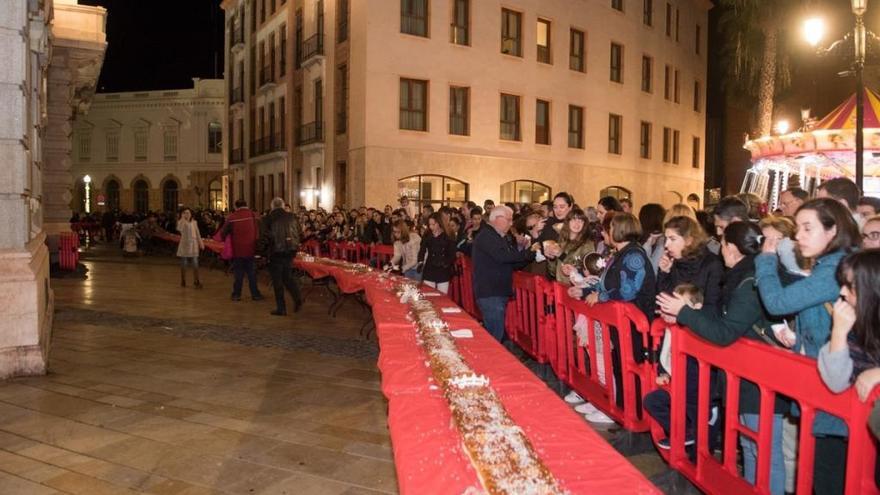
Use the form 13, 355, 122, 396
664, 190, 684, 206
397, 174, 469, 207
134, 180, 149, 213
209, 179, 223, 210
500, 180, 551, 204
105, 179, 120, 211
599, 186, 632, 201
686, 193, 701, 210
162, 180, 179, 212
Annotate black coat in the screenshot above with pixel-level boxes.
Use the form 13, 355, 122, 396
418, 232, 457, 283
657, 247, 724, 312
472, 226, 534, 299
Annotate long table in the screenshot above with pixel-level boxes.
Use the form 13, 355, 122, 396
294, 258, 659, 494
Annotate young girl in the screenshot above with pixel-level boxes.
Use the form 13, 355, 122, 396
548, 208, 596, 286
390, 220, 422, 280
417, 213, 457, 294
177, 208, 204, 288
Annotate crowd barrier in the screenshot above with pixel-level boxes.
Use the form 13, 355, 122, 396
58, 231, 80, 270
655, 323, 880, 495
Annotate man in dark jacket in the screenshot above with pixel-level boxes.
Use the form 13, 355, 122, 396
259, 197, 302, 315
472, 205, 535, 342
222, 199, 264, 302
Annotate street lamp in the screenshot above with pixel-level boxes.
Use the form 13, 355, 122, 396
83, 175, 92, 214
803, 0, 873, 191
775, 120, 791, 135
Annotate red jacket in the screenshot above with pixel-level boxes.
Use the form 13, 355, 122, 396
222, 208, 260, 258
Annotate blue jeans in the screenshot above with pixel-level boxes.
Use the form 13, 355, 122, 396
231, 257, 261, 298
404, 268, 420, 281
741, 413, 785, 495
477, 296, 508, 343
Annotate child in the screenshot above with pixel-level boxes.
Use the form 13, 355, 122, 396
656, 284, 704, 386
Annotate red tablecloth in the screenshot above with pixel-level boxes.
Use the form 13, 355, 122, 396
294, 258, 659, 494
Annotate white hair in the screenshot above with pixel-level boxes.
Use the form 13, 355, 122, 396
271, 197, 285, 209
489, 205, 513, 221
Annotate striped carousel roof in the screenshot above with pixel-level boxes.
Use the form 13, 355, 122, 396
813, 87, 880, 130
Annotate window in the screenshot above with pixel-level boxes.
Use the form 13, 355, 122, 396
674, 68, 680, 103
279, 96, 286, 149
337, 0, 348, 42
693, 80, 701, 112
162, 180, 179, 212
209, 180, 223, 210
279, 172, 286, 199
570, 28, 585, 72
608, 114, 622, 154
610, 43, 623, 83
260, 0, 266, 23
600, 185, 632, 200
208, 122, 222, 154
537, 19, 551, 64
451, 0, 469, 45
164, 128, 178, 161
250, 46, 256, 95
643, 0, 653, 26
250, 0, 256, 32
664, 64, 671, 100
337, 64, 348, 134
695, 24, 701, 54
612, 0, 623, 11
78, 132, 91, 162
398, 174, 469, 207
401, 0, 428, 37
500, 93, 521, 141
106, 132, 119, 161
295, 9, 302, 69
568, 105, 584, 149
641, 55, 652, 92
500, 180, 551, 203
134, 128, 148, 161
279, 24, 287, 76
675, 8, 680, 41
400, 78, 428, 131
535, 99, 550, 145
665, 3, 672, 37
134, 180, 149, 213
662, 127, 671, 162
640, 121, 652, 158
501, 9, 522, 56
692, 136, 700, 168
268, 174, 275, 199
673, 129, 680, 163
105, 179, 120, 211
449, 86, 469, 136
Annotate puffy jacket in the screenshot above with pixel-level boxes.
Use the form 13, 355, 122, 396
222, 208, 259, 258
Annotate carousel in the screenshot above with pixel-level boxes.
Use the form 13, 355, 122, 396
742, 87, 880, 208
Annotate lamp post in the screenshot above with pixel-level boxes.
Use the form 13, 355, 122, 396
804, 0, 871, 191
83, 175, 92, 214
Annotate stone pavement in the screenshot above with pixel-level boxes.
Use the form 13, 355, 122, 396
0, 245, 669, 494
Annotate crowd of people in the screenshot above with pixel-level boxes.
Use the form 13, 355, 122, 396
77, 177, 880, 493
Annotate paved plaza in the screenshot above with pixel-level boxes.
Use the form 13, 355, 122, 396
0, 248, 665, 494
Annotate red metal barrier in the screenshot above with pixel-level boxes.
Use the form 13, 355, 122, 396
371, 244, 394, 267
301, 239, 321, 256
448, 254, 464, 307
341, 241, 363, 263
659, 324, 879, 495
58, 232, 79, 271
456, 255, 481, 319
507, 272, 554, 364
327, 241, 343, 260
554, 283, 652, 432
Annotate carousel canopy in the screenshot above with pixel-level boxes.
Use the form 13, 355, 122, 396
813, 87, 880, 130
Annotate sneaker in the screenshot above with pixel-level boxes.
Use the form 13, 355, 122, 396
252, 294, 265, 301
564, 391, 585, 404
231, 295, 241, 301
656, 436, 695, 450
574, 402, 599, 415
584, 409, 616, 424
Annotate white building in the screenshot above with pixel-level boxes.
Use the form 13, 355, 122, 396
222, 0, 710, 210
70, 78, 226, 214
0, 0, 106, 378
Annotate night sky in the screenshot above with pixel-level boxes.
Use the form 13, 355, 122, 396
80, 0, 225, 93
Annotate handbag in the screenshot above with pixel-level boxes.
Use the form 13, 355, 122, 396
213, 229, 234, 261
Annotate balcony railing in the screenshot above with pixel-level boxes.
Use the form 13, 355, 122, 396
231, 86, 244, 104
299, 34, 324, 65
336, 111, 347, 134
296, 121, 323, 146
231, 148, 243, 163
273, 132, 286, 151
259, 65, 275, 87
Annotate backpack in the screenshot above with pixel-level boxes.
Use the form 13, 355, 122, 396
270, 213, 299, 254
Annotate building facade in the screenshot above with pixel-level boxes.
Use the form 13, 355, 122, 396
0, 0, 106, 378
222, 0, 710, 211
70, 79, 226, 214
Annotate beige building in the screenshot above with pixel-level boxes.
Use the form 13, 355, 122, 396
222, 0, 709, 211
70, 79, 226, 214
0, 0, 106, 378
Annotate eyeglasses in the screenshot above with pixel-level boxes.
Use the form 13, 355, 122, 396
863, 231, 880, 241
